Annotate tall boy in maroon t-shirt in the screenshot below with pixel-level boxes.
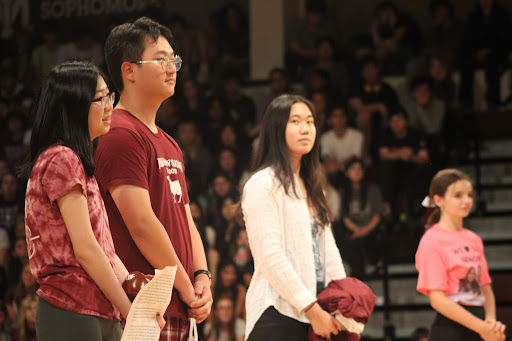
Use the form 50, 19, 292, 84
94, 17, 212, 340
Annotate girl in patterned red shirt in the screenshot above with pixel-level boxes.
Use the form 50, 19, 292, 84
20, 61, 163, 341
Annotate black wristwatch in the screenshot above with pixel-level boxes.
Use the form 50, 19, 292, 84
194, 269, 212, 284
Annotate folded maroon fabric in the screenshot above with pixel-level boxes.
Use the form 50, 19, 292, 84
308, 278, 376, 341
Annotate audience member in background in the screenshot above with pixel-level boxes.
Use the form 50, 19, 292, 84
458, 0, 511, 109
0, 173, 23, 235
404, 77, 443, 135
213, 261, 247, 320
219, 123, 251, 172
404, 76, 446, 168
256, 68, 294, 128
214, 195, 243, 261
334, 158, 386, 279
179, 79, 208, 123
12, 30, 32, 85
0, 68, 33, 111
177, 120, 212, 192
216, 148, 243, 186
370, 2, 423, 74
5, 264, 37, 324
1, 111, 27, 169
204, 172, 238, 234
408, 0, 461, 79
156, 97, 181, 137
204, 294, 245, 341
5, 237, 27, 290
428, 53, 456, 107
166, 14, 197, 81
349, 55, 399, 160
286, 0, 337, 79
424, 0, 461, 63
229, 228, 253, 287
309, 90, 331, 136
202, 96, 228, 153
31, 22, 60, 82
15, 294, 37, 341
0, 160, 9, 183
304, 68, 335, 100
303, 37, 349, 99
0, 226, 8, 269
0, 303, 11, 341
320, 105, 364, 182
56, 26, 103, 66
410, 327, 429, 341
220, 72, 256, 142
378, 109, 430, 226
212, 3, 250, 88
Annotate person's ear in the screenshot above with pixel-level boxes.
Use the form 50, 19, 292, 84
121, 61, 136, 84
433, 194, 443, 208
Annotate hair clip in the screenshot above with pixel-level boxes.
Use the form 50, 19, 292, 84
421, 195, 436, 208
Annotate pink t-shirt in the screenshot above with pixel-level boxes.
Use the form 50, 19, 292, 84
415, 224, 491, 306
25, 145, 120, 320
94, 109, 192, 319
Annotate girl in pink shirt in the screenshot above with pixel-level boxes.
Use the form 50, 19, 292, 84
415, 169, 505, 341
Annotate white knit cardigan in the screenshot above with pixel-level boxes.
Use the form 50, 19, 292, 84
241, 167, 346, 339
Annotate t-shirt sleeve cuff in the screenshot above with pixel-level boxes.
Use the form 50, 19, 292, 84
105, 178, 149, 193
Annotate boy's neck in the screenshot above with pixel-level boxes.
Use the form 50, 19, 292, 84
117, 91, 162, 133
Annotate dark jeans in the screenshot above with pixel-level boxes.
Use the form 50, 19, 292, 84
36, 296, 121, 341
429, 305, 484, 341
247, 306, 309, 341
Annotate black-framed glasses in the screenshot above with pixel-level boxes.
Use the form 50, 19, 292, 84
132, 55, 182, 72
92, 91, 115, 109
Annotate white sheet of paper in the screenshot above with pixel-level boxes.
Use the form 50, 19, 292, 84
120, 266, 177, 341
331, 310, 365, 334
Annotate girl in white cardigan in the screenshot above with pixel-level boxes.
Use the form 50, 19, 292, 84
241, 94, 347, 340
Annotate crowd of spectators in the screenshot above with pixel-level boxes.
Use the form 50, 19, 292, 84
0, 0, 511, 340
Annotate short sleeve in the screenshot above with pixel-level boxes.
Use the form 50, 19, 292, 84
95, 127, 149, 192
41, 148, 87, 204
415, 235, 447, 295
478, 238, 492, 287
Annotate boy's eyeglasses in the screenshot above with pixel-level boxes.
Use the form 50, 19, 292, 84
132, 55, 182, 72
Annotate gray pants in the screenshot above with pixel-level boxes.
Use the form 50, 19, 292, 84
36, 296, 121, 341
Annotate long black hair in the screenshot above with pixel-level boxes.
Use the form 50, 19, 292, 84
19, 61, 103, 179
249, 94, 332, 226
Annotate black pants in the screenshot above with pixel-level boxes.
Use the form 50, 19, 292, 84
36, 296, 121, 341
247, 306, 309, 341
429, 305, 484, 341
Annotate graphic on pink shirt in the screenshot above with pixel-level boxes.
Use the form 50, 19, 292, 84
451, 265, 483, 305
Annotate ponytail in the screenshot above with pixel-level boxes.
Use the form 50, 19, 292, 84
425, 207, 441, 229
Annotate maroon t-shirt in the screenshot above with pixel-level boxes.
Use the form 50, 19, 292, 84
94, 109, 193, 319
25, 145, 120, 320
